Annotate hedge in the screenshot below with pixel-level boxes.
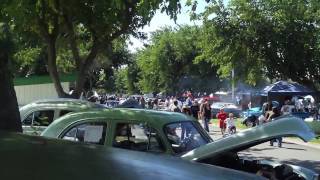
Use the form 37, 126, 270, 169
14, 74, 76, 86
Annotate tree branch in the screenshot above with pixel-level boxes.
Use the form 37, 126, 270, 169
62, 10, 82, 70
108, 1, 135, 41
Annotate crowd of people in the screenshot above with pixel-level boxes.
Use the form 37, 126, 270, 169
82, 90, 317, 147
137, 93, 236, 137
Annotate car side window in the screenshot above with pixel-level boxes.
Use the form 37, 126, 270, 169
59, 110, 73, 117
113, 123, 165, 153
61, 122, 107, 145
22, 110, 54, 126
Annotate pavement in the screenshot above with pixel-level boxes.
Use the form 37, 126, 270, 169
204, 123, 320, 172
206, 123, 320, 150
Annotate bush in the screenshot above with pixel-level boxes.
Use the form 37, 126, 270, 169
307, 121, 320, 135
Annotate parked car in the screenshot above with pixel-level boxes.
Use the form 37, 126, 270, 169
0, 131, 263, 180
241, 107, 262, 118
19, 98, 104, 135
103, 100, 120, 108
242, 114, 259, 127
241, 101, 280, 118
211, 102, 242, 117
42, 109, 318, 179
202, 95, 220, 104
241, 101, 311, 120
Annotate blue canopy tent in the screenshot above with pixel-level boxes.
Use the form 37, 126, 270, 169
260, 81, 317, 97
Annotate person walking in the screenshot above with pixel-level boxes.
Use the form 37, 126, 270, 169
190, 101, 200, 120
216, 108, 227, 136
267, 107, 282, 147
200, 99, 211, 132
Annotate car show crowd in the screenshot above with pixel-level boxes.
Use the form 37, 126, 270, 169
83, 90, 318, 139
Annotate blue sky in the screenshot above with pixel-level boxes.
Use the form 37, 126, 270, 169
128, 0, 207, 52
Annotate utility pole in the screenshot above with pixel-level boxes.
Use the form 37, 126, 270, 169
232, 68, 235, 101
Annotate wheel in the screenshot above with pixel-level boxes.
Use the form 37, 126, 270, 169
246, 121, 254, 127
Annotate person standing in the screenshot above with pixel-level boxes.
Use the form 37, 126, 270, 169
190, 101, 200, 120
216, 108, 227, 135
248, 101, 252, 109
280, 99, 291, 115
225, 113, 236, 134
140, 96, 146, 109
200, 99, 211, 132
171, 100, 181, 112
268, 107, 282, 147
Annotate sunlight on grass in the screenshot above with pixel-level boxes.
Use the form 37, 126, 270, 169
210, 118, 248, 130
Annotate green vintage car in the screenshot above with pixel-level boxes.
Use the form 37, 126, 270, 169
0, 131, 265, 180
20, 98, 104, 135
42, 109, 319, 180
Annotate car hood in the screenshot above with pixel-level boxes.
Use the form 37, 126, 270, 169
182, 115, 315, 161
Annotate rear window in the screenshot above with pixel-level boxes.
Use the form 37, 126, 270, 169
59, 110, 73, 117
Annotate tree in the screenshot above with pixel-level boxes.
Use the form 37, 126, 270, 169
1, 0, 182, 98
198, 0, 320, 88
0, 23, 22, 132
136, 26, 221, 94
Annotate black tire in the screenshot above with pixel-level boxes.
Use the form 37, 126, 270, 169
246, 121, 254, 127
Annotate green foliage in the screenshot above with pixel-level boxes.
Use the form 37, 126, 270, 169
56, 49, 75, 73
13, 47, 41, 71
307, 121, 320, 135
136, 26, 221, 94
198, 0, 320, 88
1, 0, 183, 97
114, 68, 128, 94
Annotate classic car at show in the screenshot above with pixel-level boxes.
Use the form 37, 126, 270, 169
0, 132, 264, 180
41, 108, 319, 180
211, 102, 242, 117
19, 98, 104, 135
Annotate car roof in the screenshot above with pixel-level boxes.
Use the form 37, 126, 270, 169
32, 98, 98, 106
0, 132, 263, 180
19, 98, 103, 112
42, 108, 195, 137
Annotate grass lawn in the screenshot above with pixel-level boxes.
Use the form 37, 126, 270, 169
310, 137, 320, 144
210, 118, 247, 130
287, 136, 320, 145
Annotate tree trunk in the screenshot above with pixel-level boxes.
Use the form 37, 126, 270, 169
47, 38, 69, 98
0, 51, 22, 132
72, 68, 87, 98
71, 41, 100, 99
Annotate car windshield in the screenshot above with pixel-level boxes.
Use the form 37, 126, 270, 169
164, 122, 209, 155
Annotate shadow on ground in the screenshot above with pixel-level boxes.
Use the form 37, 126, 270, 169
239, 153, 320, 172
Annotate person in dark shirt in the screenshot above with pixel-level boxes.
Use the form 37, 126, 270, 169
268, 107, 282, 147
200, 99, 211, 132
190, 101, 200, 120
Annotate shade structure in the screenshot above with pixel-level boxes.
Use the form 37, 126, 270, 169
260, 81, 317, 97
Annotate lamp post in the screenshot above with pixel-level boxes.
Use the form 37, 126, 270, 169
232, 68, 235, 101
